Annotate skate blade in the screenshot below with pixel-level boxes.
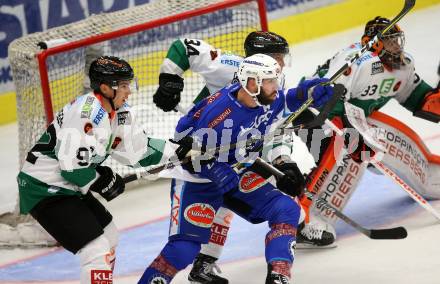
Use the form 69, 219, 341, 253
296, 243, 337, 249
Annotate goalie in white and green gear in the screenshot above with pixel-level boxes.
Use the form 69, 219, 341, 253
296, 16, 437, 249
17, 56, 176, 284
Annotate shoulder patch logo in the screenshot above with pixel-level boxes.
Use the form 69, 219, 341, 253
239, 171, 267, 193
184, 203, 215, 228
371, 61, 384, 75
81, 96, 95, 118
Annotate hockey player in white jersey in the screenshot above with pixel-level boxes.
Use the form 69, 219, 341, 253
152, 31, 332, 283
17, 56, 177, 284
295, 16, 440, 248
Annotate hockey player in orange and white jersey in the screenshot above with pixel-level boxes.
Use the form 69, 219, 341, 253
17, 56, 178, 284
295, 16, 440, 248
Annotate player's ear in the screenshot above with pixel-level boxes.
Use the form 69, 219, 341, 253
100, 83, 111, 95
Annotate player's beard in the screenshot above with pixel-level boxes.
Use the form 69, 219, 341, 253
256, 89, 277, 105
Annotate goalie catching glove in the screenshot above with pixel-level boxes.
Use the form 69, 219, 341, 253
89, 166, 125, 201
414, 88, 440, 123
153, 73, 184, 112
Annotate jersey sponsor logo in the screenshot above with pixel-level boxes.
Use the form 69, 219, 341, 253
379, 78, 395, 95
240, 109, 274, 134
91, 269, 112, 284
184, 203, 215, 228
371, 61, 384, 75
117, 111, 130, 125
220, 58, 240, 67
209, 223, 229, 245
239, 171, 267, 193
207, 107, 232, 128
81, 96, 95, 118
93, 107, 106, 125
355, 54, 372, 66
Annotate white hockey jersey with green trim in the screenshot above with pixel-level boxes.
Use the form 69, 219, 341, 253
18, 92, 174, 213
315, 42, 431, 118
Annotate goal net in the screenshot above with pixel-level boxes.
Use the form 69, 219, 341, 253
4, 0, 266, 246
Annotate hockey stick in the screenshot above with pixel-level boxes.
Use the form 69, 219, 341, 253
328, 0, 415, 84
122, 83, 345, 182
369, 159, 440, 221
252, 158, 408, 240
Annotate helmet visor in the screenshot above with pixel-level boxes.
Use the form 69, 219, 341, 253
112, 77, 139, 93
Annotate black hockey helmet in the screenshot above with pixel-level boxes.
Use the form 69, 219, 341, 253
361, 16, 405, 69
89, 55, 134, 91
244, 31, 289, 57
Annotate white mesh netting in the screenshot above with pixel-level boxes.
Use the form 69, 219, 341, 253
2, 0, 264, 243
8, 0, 264, 177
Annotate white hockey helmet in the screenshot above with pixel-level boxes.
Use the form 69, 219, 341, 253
238, 53, 281, 98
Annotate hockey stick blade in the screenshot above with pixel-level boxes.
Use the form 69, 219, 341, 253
252, 158, 409, 240
314, 197, 408, 240
369, 226, 407, 240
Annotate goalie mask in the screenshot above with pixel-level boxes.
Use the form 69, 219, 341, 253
361, 16, 405, 69
238, 53, 281, 106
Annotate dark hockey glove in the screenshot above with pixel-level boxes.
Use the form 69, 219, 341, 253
153, 73, 184, 112
90, 166, 125, 201
170, 136, 194, 161
274, 162, 305, 197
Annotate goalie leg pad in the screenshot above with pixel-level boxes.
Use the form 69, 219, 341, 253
78, 234, 113, 284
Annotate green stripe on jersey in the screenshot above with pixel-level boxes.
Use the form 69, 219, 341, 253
166, 40, 190, 71
18, 172, 81, 214
138, 138, 166, 167
61, 168, 97, 187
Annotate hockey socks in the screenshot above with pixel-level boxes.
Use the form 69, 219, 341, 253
265, 223, 297, 266
138, 240, 200, 284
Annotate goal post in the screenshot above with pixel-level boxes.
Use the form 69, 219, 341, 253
9, 0, 267, 178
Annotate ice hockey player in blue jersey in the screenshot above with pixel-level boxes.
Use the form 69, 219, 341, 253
137, 53, 334, 284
